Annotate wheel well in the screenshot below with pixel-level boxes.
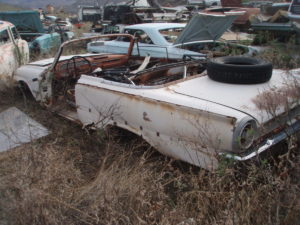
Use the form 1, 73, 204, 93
104, 124, 147, 144
17, 80, 34, 99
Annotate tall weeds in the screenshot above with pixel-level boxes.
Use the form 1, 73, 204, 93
0, 121, 299, 225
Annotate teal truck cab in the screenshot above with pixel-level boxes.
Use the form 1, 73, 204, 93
0, 11, 73, 55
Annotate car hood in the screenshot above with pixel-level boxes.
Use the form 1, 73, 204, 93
28, 53, 102, 67
169, 69, 300, 123
174, 12, 243, 46
29, 58, 56, 67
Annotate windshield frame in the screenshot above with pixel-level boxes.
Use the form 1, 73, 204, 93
51, 34, 135, 72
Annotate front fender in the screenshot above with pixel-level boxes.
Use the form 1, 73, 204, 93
14, 65, 49, 100
31, 33, 61, 54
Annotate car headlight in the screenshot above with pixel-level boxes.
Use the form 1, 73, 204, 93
232, 117, 258, 153
238, 122, 256, 149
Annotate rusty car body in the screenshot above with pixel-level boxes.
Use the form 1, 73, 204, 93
203, 7, 260, 28
0, 20, 29, 89
217, 0, 261, 28
13, 34, 300, 171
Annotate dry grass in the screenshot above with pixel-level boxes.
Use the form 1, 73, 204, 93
258, 41, 300, 69
0, 88, 299, 225
73, 22, 93, 38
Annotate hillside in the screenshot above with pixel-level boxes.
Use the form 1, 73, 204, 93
0, 3, 26, 11
0, 0, 185, 11
0, 0, 76, 8
71, 0, 185, 7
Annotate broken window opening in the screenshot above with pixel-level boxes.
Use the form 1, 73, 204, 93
0, 29, 11, 44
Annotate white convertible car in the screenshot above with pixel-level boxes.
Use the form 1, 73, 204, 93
87, 13, 258, 59
12, 34, 300, 171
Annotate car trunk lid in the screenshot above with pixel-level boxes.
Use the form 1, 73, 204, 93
170, 69, 300, 123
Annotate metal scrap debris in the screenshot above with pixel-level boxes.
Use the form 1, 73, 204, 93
0, 107, 49, 152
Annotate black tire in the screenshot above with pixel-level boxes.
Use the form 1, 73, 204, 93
207, 56, 272, 84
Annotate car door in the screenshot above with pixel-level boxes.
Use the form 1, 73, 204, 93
9, 26, 29, 65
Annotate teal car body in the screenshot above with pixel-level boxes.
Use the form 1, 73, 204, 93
25, 32, 61, 54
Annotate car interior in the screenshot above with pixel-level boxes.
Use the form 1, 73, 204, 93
52, 53, 206, 107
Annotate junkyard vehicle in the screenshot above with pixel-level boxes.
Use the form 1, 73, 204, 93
0, 20, 29, 89
251, 7, 300, 44
204, 0, 221, 7
289, 0, 300, 20
261, 2, 291, 16
56, 18, 73, 32
203, 0, 261, 29
102, 1, 188, 24
203, 7, 260, 29
13, 34, 300, 170
187, 0, 221, 10
288, 0, 300, 43
78, 5, 102, 22
288, 0, 300, 38
43, 15, 74, 33
0, 11, 73, 55
186, 0, 205, 10
88, 23, 203, 59
87, 13, 257, 59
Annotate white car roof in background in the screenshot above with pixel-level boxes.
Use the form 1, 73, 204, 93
122, 23, 186, 46
123, 13, 244, 46
0, 20, 14, 30
124, 23, 186, 31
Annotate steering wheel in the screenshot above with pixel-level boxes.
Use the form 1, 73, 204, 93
66, 56, 93, 78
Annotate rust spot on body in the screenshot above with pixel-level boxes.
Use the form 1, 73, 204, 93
143, 112, 151, 122
226, 116, 237, 126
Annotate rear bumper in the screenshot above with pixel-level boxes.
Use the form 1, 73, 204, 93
222, 119, 300, 161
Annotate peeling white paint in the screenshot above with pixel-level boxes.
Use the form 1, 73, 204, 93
0, 21, 29, 90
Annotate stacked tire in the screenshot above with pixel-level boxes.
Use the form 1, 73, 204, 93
207, 56, 273, 84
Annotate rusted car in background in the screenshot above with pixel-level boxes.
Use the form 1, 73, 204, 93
12, 34, 300, 171
204, 7, 260, 29
202, 0, 261, 29
250, 0, 300, 44
0, 20, 29, 89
